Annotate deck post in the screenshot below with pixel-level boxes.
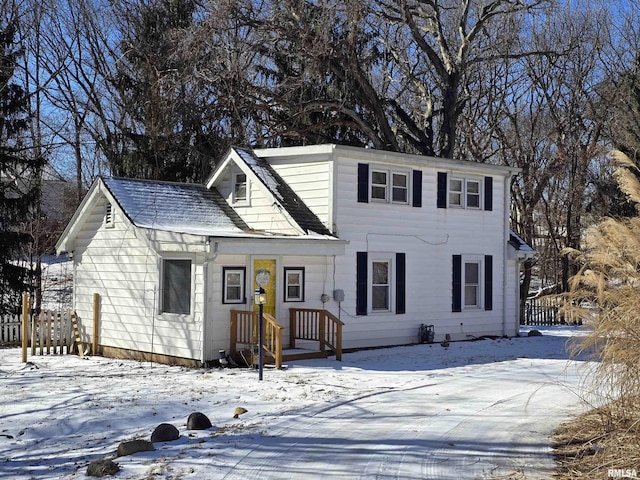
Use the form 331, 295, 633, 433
21, 293, 28, 363
275, 327, 282, 369
289, 309, 296, 349
230, 311, 238, 357
319, 312, 326, 353
335, 322, 342, 361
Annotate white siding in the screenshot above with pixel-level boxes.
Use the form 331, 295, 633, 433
325, 153, 512, 348
72, 195, 203, 361
217, 166, 300, 235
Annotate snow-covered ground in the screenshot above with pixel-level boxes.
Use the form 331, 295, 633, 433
0, 325, 596, 479
8, 256, 73, 312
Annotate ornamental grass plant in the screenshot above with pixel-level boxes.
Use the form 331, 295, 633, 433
554, 150, 640, 478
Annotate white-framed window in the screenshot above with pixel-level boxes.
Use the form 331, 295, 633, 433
449, 177, 482, 209
232, 172, 248, 204
161, 259, 192, 315
371, 170, 388, 201
223, 267, 245, 304
370, 168, 409, 204
105, 202, 115, 228
449, 178, 463, 207
391, 173, 408, 203
371, 257, 391, 312
466, 180, 481, 209
464, 260, 481, 308
284, 267, 305, 302
453, 254, 491, 312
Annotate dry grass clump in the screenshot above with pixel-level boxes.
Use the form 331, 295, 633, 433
555, 150, 640, 477
554, 397, 640, 478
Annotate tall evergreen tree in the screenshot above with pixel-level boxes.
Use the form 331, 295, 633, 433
0, 12, 44, 314
109, 0, 219, 182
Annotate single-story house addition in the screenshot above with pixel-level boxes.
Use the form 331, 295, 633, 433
56, 144, 534, 366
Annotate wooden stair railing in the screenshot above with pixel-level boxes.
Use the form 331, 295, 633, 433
289, 308, 343, 361
262, 313, 284, 368
230, 310, 284, 368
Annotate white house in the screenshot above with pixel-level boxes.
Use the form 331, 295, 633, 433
56, 144, 533, 366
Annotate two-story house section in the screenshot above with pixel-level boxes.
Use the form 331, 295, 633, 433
251, 145, 527, 349
57, 144, 532, 367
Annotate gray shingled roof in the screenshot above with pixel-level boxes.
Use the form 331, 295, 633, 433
102, 177, 250, 236
233, 147, 333, 236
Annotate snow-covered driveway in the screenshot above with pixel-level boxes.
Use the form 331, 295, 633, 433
213, 358, 585, 480
0, 326, 593, 480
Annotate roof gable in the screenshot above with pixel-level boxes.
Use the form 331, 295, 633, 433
208, 147, 333, 236
233, 148, 333, 236
56, 176, 254, 254
102, 177, 250, 235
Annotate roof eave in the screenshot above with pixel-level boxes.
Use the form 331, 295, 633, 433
55, 178, 107, 255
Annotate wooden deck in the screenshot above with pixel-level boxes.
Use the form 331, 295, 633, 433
230, 309, 343, 368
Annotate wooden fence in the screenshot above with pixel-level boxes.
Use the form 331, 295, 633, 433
2, 293, 100, 362
0, 310, 74, 354
0, 314, 22, 346
523, 296, 580, 325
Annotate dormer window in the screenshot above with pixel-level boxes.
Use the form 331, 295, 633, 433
233, 173, 248, 204
105, 202, 115, 227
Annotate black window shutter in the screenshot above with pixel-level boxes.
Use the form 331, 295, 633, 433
396, 253, 406, 314
484, 176, 493, 211
412, 170, 422, 207
356, 252, 368, 315
484, 255, 493, 311
437, 172, 447, 208
452, 254, 462, 312
357, 164, 369, 203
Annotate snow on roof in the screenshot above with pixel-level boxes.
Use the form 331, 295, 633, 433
102, 177, 250, 236
233, 147, 333, 236
509, 230, 534, 252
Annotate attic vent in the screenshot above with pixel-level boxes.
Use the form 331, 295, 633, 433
105, 202, 115, 227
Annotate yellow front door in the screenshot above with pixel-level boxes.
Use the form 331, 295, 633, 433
253, 259, 276, 317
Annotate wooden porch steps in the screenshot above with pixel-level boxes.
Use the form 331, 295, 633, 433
280, 348, 329, 362
264, 348, 329, 364
238, 348, 329, 367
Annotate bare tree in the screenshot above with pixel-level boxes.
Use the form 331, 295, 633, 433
202, 0, 549, 157
36, 0, 120, 194
375, 0, 550, 158
527, 4, 609, 292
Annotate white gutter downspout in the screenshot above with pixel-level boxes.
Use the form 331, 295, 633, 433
200, 240, 219, 365
516, 257, 523, 336
201, 259, 208, 365
502, 173, 513, 337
